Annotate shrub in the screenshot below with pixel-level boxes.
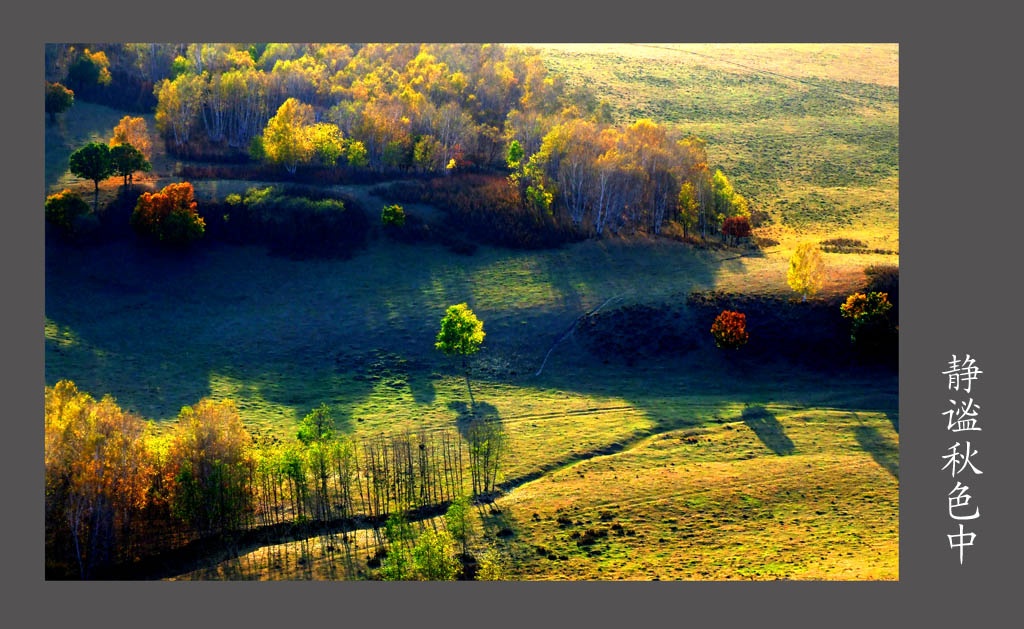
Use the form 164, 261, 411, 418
200, 186, 369, 258
131, 182, 206, 246
840, 291, 892, 321
711, 310, 749, 349
381, 204, 406, 227
840, 291, 896, 352
45, 189, 94, 239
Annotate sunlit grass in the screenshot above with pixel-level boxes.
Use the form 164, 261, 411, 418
530, 43, 899, 252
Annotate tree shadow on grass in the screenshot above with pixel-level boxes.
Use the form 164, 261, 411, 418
742, 405, 795, 455
408, 372, 437, 406
884, 411, 899, 433
852, 425, 899, 479
447, 400, 499, 427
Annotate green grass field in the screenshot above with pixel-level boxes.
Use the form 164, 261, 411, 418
530, 44, 899, 251
45, 44, 898, 580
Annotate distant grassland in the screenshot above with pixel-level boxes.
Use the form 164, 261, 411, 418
529, 44, 899, 250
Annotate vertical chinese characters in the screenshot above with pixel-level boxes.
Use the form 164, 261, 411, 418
942, 354, 982, 564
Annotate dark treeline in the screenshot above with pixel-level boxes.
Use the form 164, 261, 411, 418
377, 175, 587, 249
44, 381, 506, 579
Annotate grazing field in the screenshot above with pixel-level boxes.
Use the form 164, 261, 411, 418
531, 43, 899, 251
173, 399, 897, 581
44, 43, 897, 581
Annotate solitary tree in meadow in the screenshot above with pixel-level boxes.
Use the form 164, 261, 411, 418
787, 242, 826, 302
68, 142, 113, 212
435, 303, 485, 410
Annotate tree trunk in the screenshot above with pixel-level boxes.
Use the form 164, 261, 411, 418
463, 355, 475, 413
93, 182, 100, 213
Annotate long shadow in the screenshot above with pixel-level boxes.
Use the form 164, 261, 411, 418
852, 425, 899, 479
741, 405, 795, 455
447, 400, 499, 424
884, 411, 899, 433
408, 371, 436, 405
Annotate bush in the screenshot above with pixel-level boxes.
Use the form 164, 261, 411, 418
381, 204, 406, 227
131, 182, 206, 246
45, 189, 95, 240
711, 310, 749, 349
201, 186, 370, 258
840, 291, 896, 353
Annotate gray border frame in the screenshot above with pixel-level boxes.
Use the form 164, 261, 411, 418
9, 0, 1023, 626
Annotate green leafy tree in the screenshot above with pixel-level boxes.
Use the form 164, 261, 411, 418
109, 143, 151, 187
45, 82, 74, 122
66, 48, 112, 93
411, 529, 460, 581
710, 169, 750, 229
506, 140, 524, 170
380, 512, 414, 580
435, 303, 485, 409
444, 494, 473, 557
68, 142, 112, 211
45, 189, 95, 239
297, 403, 334, 445
677, 181, 699, 237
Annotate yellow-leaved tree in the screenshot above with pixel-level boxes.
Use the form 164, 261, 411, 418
262, 98, 315, 173
787, 242, 826, 302
110, 116, 152, 160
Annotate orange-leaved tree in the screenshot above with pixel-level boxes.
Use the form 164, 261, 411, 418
711, 310, 749, 350
130, 181, 205, 245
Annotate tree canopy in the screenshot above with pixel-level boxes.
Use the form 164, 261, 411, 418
45, 82, 74, 121
436, 303, 485, 407
109, 143, 151, 185
110, 116, 152, 159
787, 242, 826, 301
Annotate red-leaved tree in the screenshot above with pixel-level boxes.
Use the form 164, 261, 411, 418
711, 310, 749, 349
722, 216, 752, 244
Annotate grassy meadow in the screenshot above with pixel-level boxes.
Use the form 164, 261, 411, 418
45, 44, 898, 580
531, 43, 899, 252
